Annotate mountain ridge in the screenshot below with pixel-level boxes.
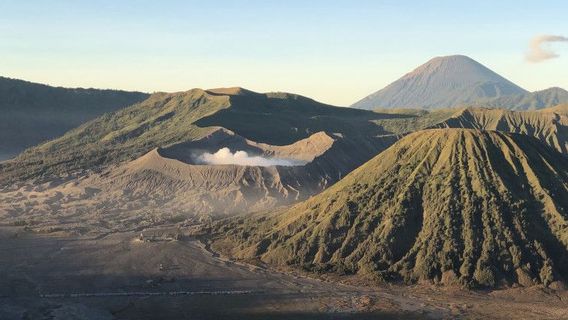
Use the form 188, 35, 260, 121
1, 86, 407, 184
472, 87, 568, 110
0, 76, 149, 160
430, 107, 568, 154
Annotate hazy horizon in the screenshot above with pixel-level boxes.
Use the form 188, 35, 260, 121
2, 0, 567, 106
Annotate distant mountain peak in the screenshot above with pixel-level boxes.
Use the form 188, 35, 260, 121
410, 55, 482, 71
352, 55, 527, 110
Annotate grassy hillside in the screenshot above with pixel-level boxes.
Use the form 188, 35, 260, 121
0, 76, 148, 160
432, 107, 568, 153
0, 90, 226, 183
0, 88, 422, 185
213, 129, 568, 288
372, 108, 462, 135
473, 87, 568, 111
196, 90, 407, 145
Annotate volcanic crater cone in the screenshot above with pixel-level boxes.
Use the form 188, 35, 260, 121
214, 128, 568, 288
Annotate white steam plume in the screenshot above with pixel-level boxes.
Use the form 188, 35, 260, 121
197, 148, 306, 167
526, 35, 568, 63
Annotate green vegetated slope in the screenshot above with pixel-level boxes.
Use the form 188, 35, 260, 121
0, 87, 420, 185
195, 89, 404, 145
0, 76, 149, 160
473, 87, 568, 111
372, 108, 462, 135
0, 90, 223, 183
213, 129, 568, 288
432, 107, 568, 154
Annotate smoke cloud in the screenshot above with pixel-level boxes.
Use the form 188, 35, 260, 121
526, 35, 568, 63
197, 148, 307, 167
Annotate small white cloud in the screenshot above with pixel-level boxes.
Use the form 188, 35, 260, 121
197, 148, 306, 167
526, 35, 568, 63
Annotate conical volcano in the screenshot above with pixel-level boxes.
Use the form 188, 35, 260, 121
216, 129, 568, 288
352, 55, 527, 109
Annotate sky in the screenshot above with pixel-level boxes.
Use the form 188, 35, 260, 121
1, 0, 567, 106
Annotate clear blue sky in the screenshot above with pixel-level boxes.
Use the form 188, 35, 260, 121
1, 0, 567, 105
